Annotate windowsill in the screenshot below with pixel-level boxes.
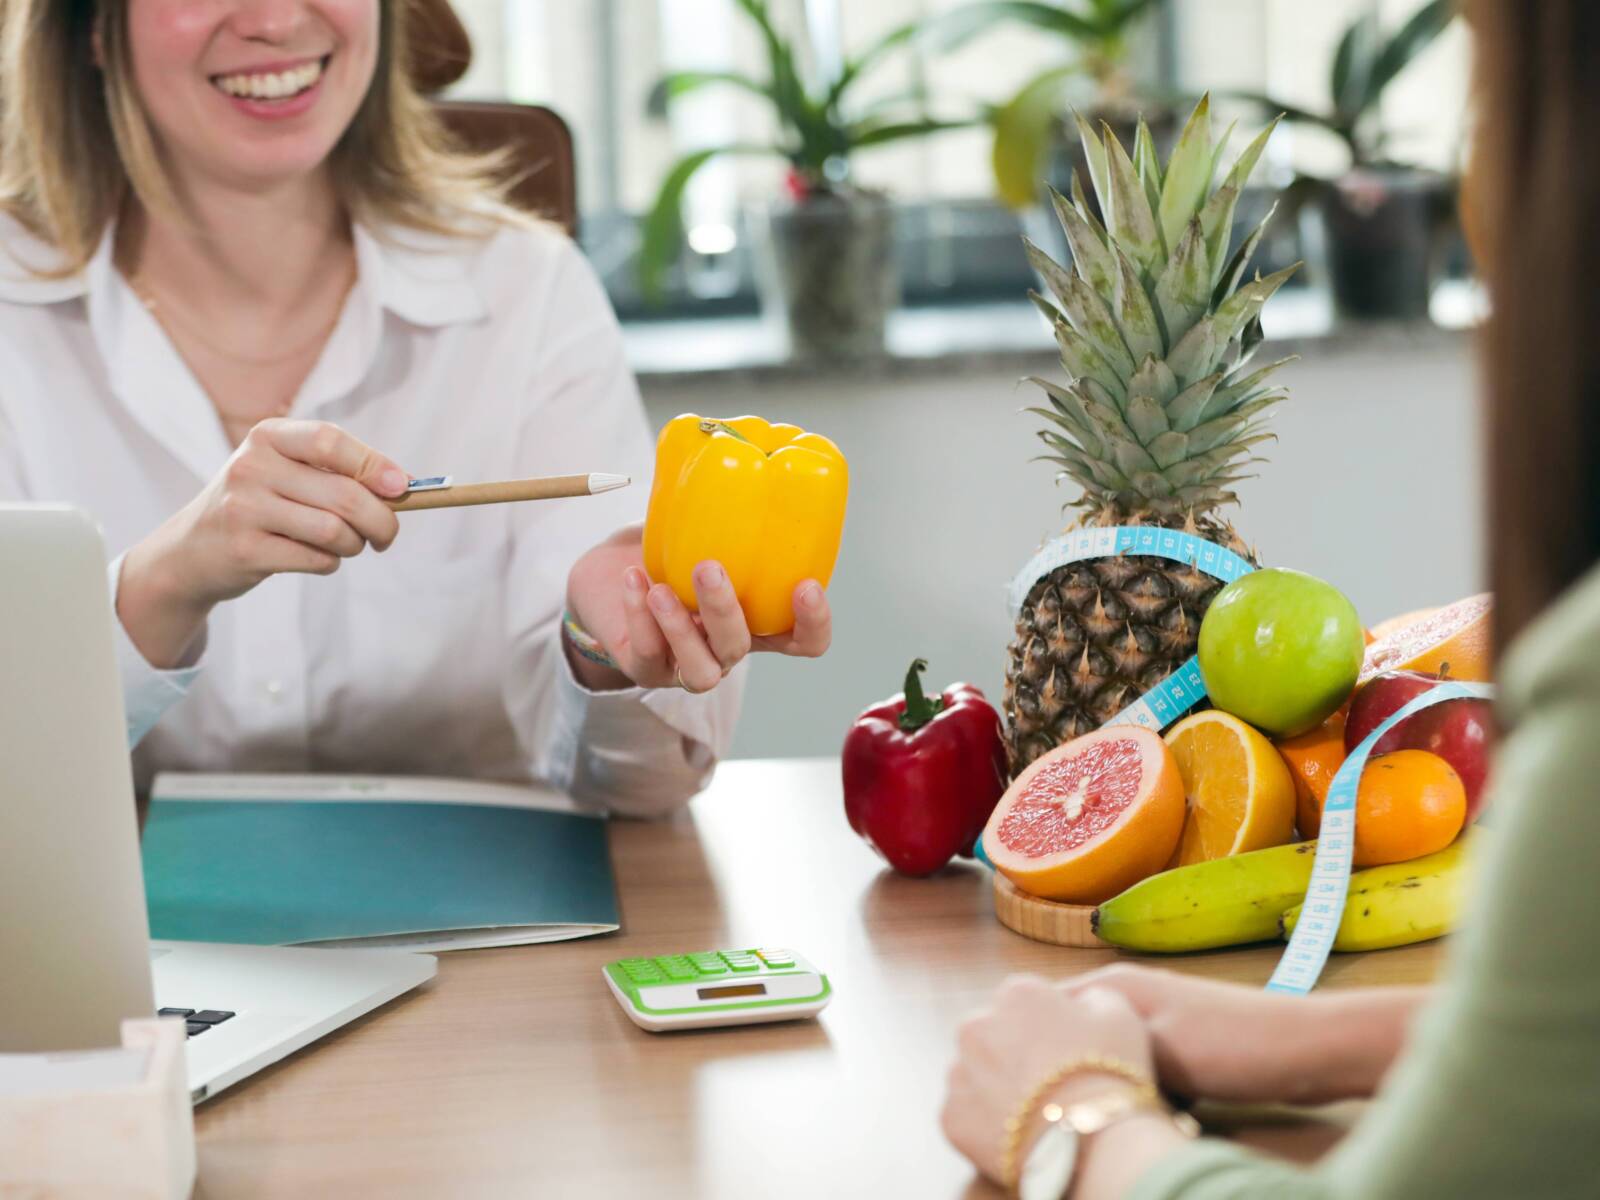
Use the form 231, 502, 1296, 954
625, 281, 1484, 390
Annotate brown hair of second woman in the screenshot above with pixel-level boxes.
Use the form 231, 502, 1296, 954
1470, 0, 1600, 661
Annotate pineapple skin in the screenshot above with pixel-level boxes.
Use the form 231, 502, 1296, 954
1003, 512, 1256, 776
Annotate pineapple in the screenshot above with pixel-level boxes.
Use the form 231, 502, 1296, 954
1004, 96, 1297, 775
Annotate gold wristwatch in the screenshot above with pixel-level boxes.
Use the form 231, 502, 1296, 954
1017, 1086, 1200, 1200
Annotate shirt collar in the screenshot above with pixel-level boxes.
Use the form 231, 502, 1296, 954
0, 213, 488, 329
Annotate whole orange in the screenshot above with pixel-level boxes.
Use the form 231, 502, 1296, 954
1352, 750, 1466, 867
1276, 711, 1348, 839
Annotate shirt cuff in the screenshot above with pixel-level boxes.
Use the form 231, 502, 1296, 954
108, 554, 206, 748
550, 632, 745, 817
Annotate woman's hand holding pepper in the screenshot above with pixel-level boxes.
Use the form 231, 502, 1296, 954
564, 523, 831, 693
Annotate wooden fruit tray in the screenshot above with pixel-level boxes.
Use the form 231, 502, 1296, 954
992, 872, 1109, 949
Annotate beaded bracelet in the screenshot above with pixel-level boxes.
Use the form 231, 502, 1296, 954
562, 610, 619, 670
999, 1053, 1159, 1192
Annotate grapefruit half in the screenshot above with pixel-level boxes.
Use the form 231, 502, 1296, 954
1360, 593, 1492, 683
982, 726, 1185, 904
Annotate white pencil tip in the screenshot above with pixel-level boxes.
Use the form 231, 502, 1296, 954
588, 473, 631, 494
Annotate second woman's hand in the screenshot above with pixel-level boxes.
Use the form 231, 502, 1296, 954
564, 523, 832, 693
118, 418, 411, 669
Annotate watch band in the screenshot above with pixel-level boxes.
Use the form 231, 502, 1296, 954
1000, 1054, 1156, 1190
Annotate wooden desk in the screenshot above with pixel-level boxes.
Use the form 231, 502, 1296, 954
193, 759, 1445, 1199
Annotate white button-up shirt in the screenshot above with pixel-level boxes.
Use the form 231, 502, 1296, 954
0, 214, 742, 816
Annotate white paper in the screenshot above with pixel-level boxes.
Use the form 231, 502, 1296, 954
150, 771, 582, 814
0, 1046, 150, 1099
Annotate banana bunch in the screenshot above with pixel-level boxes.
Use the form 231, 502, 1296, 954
1092, 841, 1319, 952
1093, 832, 1480, 954
1281, 830, 1479, 951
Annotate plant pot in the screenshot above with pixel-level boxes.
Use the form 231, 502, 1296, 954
1317, 167, 1454, 320
751, 191, 899, 361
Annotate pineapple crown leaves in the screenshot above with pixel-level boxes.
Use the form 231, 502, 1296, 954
1029, 95, 1301, 519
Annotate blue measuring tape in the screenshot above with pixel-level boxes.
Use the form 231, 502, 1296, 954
1008, 526, 1256, 732
1264, 679, 1494, 995
1007, 526, 1490, 993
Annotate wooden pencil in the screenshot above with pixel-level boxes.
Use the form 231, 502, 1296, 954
386, 473, 630, 512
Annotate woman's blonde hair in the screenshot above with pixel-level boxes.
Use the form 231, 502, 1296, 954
0, 0, 516, 274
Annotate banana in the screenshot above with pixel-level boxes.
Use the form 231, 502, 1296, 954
1092, 840, 1319, 952
1280, 830, 1480, 952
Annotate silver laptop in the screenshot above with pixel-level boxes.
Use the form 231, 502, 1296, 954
0, 505, 436, 1103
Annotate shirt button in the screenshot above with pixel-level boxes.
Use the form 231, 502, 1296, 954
264, 679, 285, 700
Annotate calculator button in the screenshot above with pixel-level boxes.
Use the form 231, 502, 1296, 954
691, 960, 728, 976
661, 962, 696, 981
725, 959, 760, 973
758, 953, 795, 968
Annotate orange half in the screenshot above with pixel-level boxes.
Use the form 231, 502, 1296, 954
1165, 711, 1297, 865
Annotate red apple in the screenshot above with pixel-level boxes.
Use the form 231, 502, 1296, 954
1346, 669, 1496, 822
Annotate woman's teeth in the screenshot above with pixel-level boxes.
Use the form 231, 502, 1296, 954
214, 59, 323, 101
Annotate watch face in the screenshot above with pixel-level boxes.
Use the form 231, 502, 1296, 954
1020, 1122, 1079, 1200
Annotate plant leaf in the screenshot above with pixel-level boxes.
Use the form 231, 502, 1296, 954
1112, 247, 1163, 363
1074, 112, 1112, 224
1213, 263, 1299, 347
1049, 186, 1117, 296
928, 0, 1105, 51
1166, 316, 1219, 387
1157, 94, 1213, 251
1134, 118, 1163, 215
1331, 12, 1380, 122
1127, 353, 1178, 407
638, 145, 770, 301
1102, 122, 1166, 276
1059, 271, 1138, 379
1368, 0, 1457, 112
1165, 370, 1225, 431
850, 117, 975, 148
647, 71, 773, 117
1126, 392, 1169, 443
1199, 116, 1280, 276
1211, 200, 1276, 303
1110, 435, 1160, 476
1146, 431, 1190, 470
1153, 216, 1212, 351
1053, 322, 1129, 404
990, 64, 1083, 208
1023, 237, 1078, 312
827, 18, 923, 109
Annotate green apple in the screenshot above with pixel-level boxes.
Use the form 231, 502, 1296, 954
1197, 569, 1364, 738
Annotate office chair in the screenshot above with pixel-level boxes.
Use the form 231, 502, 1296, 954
409, 0, 579, 236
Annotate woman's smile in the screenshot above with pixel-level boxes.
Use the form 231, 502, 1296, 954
210, 54, 332, 119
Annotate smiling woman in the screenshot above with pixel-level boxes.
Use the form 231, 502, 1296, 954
0, 0, 836, 813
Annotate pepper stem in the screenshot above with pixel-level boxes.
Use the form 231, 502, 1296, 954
898, 658, 946, 732
699, 419, 757, 447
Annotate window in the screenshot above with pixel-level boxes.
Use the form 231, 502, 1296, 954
445, 1, 1471, 315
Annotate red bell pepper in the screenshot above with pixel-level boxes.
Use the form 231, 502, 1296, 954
842, 659, 1009, 877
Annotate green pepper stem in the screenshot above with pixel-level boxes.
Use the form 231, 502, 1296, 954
698, 419, 758, 447
898, 658, 946, 732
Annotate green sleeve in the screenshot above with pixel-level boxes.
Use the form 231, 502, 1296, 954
1130, 572, 1600, 1200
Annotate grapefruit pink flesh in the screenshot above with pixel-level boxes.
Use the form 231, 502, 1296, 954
984, 726, 1184, 905
1361, 593, 1492, 682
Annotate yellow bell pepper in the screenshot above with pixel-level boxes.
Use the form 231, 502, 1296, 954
642, 414, 849, 637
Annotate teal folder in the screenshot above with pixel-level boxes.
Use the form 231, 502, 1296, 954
141, 776, 619, 951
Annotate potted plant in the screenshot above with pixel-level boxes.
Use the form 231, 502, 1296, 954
932, 0, 1171, 213
640, 0, 970, 360
1229, 0, 1460, 319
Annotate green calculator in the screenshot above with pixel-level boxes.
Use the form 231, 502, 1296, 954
602, 948, 831, 1032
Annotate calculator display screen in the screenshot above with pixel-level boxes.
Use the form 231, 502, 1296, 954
696, 983, 768, 1000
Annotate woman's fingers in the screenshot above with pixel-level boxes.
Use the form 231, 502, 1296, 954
772, 580, 831, 657
646, 582, 724, 693
273, 459, 402, 552
260, 495, 366, 559
255, 418, 410, 498
692, 562, 752, 668
617, 566, 672, 684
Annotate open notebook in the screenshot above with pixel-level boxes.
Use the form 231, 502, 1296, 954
141, 774, 619, 952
